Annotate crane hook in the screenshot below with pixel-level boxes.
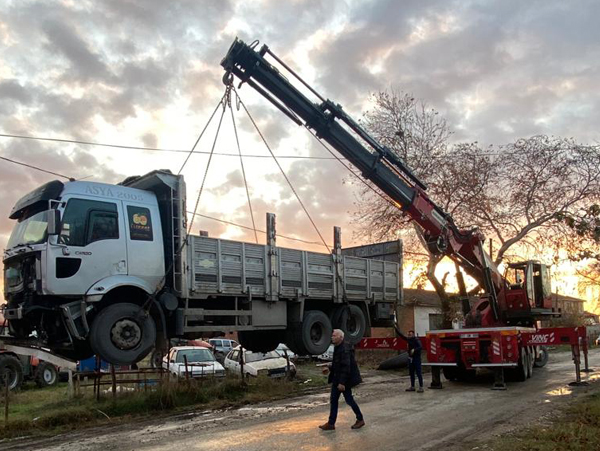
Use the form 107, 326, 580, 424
222, 71, 234, 86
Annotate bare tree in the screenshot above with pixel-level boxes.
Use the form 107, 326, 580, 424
354, 90, 600, 326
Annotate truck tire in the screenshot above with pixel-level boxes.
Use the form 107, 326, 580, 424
443, 366, 459, 381
330, 305, 349, 329
238, 330, 283, 353
511, 350, 528, 382
90, 302, 156, 366
345, 304, 367, 345
298, 310, 332, 355
0, 354, 24, 390
35, 361, 58, 388
285, 323, 307, 356
534, 346, 548, 368
527, 347, 534, 378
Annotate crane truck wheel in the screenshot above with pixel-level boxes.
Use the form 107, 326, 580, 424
298, 310, 332, 355
89, 303, 156, 366
442, 366, 459, 381
0, 354, 24, 390
534, 346, 548, 368
35, 361, 58, 388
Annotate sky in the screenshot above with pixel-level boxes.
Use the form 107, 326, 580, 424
1, 0, 600, 307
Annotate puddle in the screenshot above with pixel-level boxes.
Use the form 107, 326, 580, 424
545, 387, 573, 396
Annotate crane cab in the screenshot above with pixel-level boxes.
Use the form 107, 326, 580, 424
504, 261, 553, 323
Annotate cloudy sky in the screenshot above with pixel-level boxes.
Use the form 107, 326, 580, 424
2, 0, 600, 302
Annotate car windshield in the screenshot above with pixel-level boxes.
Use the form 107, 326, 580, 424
176, 349, 215, 364
245, 351, 280, 363
7, 210, 48, 249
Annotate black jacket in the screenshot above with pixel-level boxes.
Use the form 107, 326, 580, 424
328, 342, 362, 388
398, 332, 422, 359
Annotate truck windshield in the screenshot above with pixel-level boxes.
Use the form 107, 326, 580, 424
7, 210, 48, 249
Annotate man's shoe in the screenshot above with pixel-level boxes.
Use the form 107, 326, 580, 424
405, 387, 415, 392
351, 420, 366, 429
417, 387, 424, 393
319, 423, 335, 431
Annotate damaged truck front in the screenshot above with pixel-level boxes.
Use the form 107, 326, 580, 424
3, 170, 400, 365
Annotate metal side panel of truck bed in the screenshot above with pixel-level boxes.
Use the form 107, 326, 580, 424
187, 235, 400, 302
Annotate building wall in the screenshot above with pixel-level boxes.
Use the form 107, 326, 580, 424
553, 299, 584, 314
414, 306, 442, 337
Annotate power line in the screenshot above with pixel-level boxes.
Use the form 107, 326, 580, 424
235, 87, 331, 253
189, 211, 333, 247
0, 155, 74, 180
0, 132, 340, 160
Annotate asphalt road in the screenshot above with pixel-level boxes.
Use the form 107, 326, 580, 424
4, 349, 600, 451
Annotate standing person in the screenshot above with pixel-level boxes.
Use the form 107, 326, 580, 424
319, 329, 365, 431
398, 329, 424, 393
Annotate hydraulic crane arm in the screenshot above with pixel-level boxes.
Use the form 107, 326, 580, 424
221, 39, 504, 318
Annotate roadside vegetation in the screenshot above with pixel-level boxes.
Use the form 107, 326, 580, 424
490, 385, 600, 451
0, 361, 327, 441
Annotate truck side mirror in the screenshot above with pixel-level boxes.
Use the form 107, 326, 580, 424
48, 209, 61, 236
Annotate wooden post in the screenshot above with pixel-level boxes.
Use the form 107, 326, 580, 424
67, 369, 74, 398
95, 355, 101, 401
240, 347, 245, 384
111, 365, 117, 401
284, 350, 291, 378
184, 355, 189, 380
4, 371, 9, 424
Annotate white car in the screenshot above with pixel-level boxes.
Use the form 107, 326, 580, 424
224, 347, 296, 378
315, 344, 334, 361
274, 343, 297, 360
163, 346, 225, 378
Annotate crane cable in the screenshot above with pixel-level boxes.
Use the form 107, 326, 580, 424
229, 90, 259, 244
232, 85, 331, 254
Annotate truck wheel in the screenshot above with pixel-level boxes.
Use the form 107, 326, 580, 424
35, 362, 58, 388
443, 366, 459, 381
527, 347, 534, 378
285, 323, 307, 356
299, 311, 332, 355
238, 330, 283, 353
534, 346, 548, 368
330, 305, 349, 329
0, 354, 24, 390
345, 305, 367, 345
512, 350, 528, 382
90, 303, 156, 366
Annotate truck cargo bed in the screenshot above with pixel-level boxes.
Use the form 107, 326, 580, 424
188, 235, 400, 302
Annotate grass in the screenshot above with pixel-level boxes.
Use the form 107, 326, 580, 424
0, 362, 328, 441
489, 385, 600, 451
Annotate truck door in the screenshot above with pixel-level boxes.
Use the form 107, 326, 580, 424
46, 197, 127, 295
121, 202, 164, 290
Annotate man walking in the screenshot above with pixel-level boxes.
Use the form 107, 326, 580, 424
399, 329, 424, 393
319, 329, 365, 431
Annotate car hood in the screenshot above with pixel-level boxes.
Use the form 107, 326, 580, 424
175, 361, 224, 373
246, 358, 293, 371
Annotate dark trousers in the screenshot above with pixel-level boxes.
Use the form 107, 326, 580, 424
409, 356, 423, 387
328, 384, 363, 425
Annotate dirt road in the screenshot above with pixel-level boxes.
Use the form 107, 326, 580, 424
4, 349, 599, 451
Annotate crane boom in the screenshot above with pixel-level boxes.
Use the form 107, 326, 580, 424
220, 38, 551, 327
